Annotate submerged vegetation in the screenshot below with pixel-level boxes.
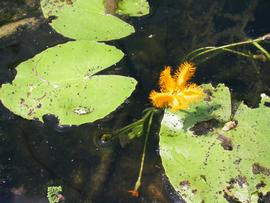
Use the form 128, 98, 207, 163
184, 33, 270, 63
47, 186, 64, 203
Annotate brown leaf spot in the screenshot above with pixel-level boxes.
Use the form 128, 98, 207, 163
235, 175, 248, 187
223, 176, 248, 203
200, 175, 207, 182
256, 181, 266, 190
252, 163, 270, 176
105, 0, 118, 15
66, 0, 73, 5
28, 108, 35, 116
190, 119, 219, 136
217, 134, 233, 151
20, 98, 29, 108
36, 93, 46, 101
179, 180, 190, 189
203, 89, 212, 102
20, 98, 25, 104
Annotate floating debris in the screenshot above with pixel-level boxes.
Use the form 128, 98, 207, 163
222, 120, 237, 131
73, 106, 93, 115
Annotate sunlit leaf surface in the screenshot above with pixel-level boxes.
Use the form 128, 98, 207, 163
117, 0, 150, 17
40, 0, 144, 41
0, 41, 137, 125
159, 84, 270, 202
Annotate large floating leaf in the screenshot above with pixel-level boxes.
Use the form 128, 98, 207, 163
164, 84, 231, 132
159, 84, 270, 202
117, 0, 150, 17
40, 0, 137, 41
0, 41, 137, 125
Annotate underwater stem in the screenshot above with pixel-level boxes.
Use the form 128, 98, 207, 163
252, 41, 270, 60
131, 111, 154, 195
101, 108, 156, 143
220, 48, 253, 58
185, 34, 270, 62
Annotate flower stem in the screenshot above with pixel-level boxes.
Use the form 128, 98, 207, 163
131, 111, 154, 193
100, 108, 157, 143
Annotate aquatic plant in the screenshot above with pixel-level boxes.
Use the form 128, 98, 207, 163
107, 46, 270, 199
97, 107, 159, 197
149, 62, 205, 111
1, 1, 270, 202
152, 35, 270, 202
47, 186, 64, 203
158, 84, 270, 202
184, 33, 270, 63
40, 0, 149, 41
111, 61, 205, 197
0, 0, 149, 125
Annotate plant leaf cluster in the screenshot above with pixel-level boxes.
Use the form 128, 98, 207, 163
0, 0, 149, 125
47, 186, 63, 203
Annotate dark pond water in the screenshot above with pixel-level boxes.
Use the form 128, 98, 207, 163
0, 0, 270, 202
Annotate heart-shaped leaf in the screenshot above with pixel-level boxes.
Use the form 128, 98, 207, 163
0, 41, 137, 125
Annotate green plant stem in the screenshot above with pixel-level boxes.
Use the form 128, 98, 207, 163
114, 119, 144, 135
106, 108, 156, 141
186, 34, 269, 61
183, 46, 215, 61
114, 113, 149, 135
221, 48, 253, 58
252, 41, 270, 60
133, 111, 154, 192
190, 39, 259, 61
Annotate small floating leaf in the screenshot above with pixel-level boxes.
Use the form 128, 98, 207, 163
117, 0, 150, 17
40, 0, 136, 41
47, 186, 63, 203
0, 41, 137, 125
159, 84, 270, 202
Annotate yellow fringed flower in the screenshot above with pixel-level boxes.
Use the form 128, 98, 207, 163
149, 62, 204, 111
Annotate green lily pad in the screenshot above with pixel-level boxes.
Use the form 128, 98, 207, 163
0, 41, 137, 125
40, 0, 137, 41
165, 84, 231, 132
117, 0, 150, 17
159, 84, 270, 202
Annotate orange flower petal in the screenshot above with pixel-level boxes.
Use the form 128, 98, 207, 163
174, 62, 196, 90
128, 190, 139, 197
149, 62, 204, 111
180, 84, 205, 104
170, 96, 189, 111
159, 66, 175, 93
149, 91, 174, 108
